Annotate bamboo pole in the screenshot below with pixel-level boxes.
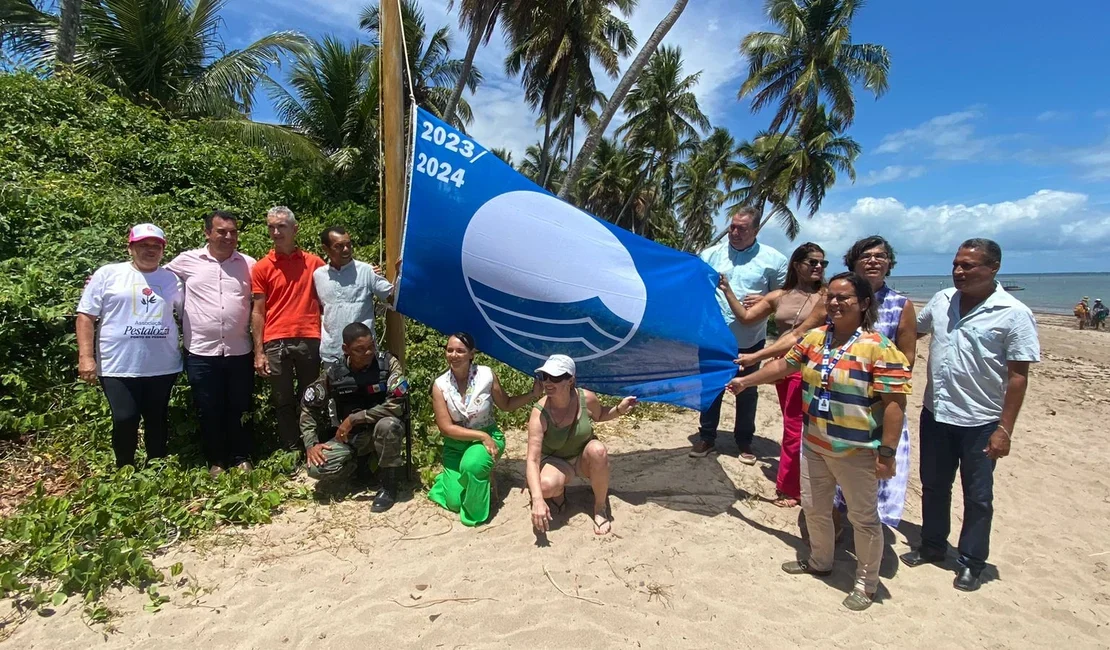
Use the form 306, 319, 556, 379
381, 0, 406, 364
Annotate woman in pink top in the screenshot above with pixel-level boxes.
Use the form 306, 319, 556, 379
719, 243, 829, 507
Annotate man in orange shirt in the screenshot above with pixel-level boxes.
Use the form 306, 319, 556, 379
251, 206, 326, 450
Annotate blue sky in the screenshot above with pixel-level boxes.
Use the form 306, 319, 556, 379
221, 0, 1110, 275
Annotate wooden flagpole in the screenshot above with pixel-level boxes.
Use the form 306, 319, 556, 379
381, 0, 406, 364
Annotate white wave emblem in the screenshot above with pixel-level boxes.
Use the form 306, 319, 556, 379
461, 191, 647, 362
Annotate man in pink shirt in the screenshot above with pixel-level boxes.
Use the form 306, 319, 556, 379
167, 211, 257, 476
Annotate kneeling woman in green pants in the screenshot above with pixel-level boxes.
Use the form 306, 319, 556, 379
428, 333, 541, 526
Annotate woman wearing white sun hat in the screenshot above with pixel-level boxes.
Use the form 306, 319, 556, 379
76, 223, 184, 468
525, 354, 636, 536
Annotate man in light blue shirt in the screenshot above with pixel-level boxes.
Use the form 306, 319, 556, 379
314, 227, 395, 366
690, 207, 788, 462
901, 238, 1039, 593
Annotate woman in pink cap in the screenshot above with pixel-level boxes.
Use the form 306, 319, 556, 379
525, 354, 636, 536
76, 224, 184, 467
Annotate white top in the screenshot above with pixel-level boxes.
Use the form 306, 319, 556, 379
77, 262, 184, 377
313, 260, 393, 362
699, 240, 788, 349
917, 283, 1041, 426
434, 365, 495, 429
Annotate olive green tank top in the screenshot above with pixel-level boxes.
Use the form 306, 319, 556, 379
537, 389, 594, 459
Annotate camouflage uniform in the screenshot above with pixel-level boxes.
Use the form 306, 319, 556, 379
299, 352, 407, 483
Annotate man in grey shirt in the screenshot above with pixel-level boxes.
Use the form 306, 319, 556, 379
901, 238, 1039, 593
314, 227, 394, 366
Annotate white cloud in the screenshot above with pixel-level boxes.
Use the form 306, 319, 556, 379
854, 165, 926, 187
1036, 110, 1072, 122
759, 189, 1110, 268
874, 109, 1001, 161
1074, 139, 1110, 180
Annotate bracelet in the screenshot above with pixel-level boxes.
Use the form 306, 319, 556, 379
996, 425, 1011, 439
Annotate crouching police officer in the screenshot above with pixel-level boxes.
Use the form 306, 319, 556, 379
299, 322, 408, 511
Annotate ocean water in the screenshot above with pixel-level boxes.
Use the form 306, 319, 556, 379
886, 273, 1110, 315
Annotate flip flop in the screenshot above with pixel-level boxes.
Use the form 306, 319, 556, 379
772, 495, 800, 508
592, 510, 612, 536
546, 495, 566, 514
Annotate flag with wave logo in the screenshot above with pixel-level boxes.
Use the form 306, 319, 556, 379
395, 108, 737, 410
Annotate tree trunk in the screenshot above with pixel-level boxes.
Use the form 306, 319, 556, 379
443, 4, 493, 128
557, 0, 690, 202
615, 147, 657, 232
539, 108, 555, 189
56, 0, 83, 70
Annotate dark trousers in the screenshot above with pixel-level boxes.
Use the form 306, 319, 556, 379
698, 341, 764, 448
264, 337, 321, 450
919, 408, 998, 573
100, 373, 179, 468
185, 352, 255, 467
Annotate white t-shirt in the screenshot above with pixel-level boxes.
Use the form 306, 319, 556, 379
77, 262, 184, 377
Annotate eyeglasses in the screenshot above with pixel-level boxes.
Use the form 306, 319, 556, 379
536, 372, 570, 383
802, 259, 829, 268
953, 262, 987, 272
826, 294, 858, 304
860, 253, 890, 262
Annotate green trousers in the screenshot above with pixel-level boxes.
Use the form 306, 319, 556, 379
428, 425, 504, 527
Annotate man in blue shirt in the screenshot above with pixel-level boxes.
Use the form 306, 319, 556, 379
690, 208, 788, 462
902, 238, 1039, 593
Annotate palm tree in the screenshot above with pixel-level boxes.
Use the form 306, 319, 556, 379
733, 0, 888, 233
1, 0, 309, 118
614, 45, 708, 234
504, 0, 635, 189
726, 134, 799, 238
781, 105, 860, 217
267, 36, 379, 189
740, 0, 890, 133
559, 0, 689, 200
675, 128, 736, 251
490, 147, 514, 165
361, 0, 482, 126
443, 0, 534, 126
725, 109, 859, 239
576, 136, 644, 224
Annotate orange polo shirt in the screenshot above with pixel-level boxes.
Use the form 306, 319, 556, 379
251, 248, 325, 343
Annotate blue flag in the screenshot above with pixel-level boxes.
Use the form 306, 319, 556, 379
395, 108, 737, 411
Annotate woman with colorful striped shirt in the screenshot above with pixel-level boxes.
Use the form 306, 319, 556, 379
726, 272, 912, 611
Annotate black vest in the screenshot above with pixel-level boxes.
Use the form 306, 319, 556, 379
328, 353, 391, 422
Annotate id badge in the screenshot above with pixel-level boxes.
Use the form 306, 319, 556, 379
817, 390, 831, 415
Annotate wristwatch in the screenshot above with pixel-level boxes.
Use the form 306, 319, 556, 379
878, 445, 896, 458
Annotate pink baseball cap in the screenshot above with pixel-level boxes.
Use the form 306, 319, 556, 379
128, 223, 166, 244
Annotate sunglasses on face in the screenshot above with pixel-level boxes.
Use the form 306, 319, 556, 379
536, 372, 570, 383
801, 258, 829, 268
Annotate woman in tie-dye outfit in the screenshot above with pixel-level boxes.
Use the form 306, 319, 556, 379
834, 236, 918, 527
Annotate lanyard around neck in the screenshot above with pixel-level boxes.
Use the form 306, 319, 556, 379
819, 327, 862, 389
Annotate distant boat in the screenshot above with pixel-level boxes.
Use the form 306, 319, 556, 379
1002, 283, 1024, 292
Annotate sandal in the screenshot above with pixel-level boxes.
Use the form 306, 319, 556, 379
546, 495, 566, 514
842, 589, 875, 611
772, 494, 800, 508
592, 509, 612, 536
781, 560, 832, 577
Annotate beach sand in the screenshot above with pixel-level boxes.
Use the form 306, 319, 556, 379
4, 314, 1110, 648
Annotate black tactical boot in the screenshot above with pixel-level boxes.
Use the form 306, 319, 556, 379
371, 467, 398, 513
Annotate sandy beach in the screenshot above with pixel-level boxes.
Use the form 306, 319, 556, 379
4, 311, 1110, 648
